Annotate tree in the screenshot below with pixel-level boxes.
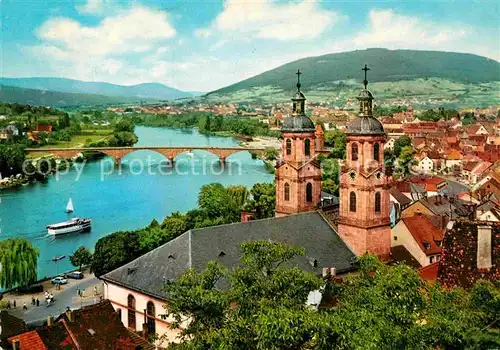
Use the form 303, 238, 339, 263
91, 230, 142, 277
264, 147, 279, 161
243, 183, 276, 219
394, 135, 412, 158
114, 119, 135, 133
69, 246, 93, 271
397, 146, 416, 177
164, 248, 500, 349
321, 158, 340, 196
0, 144, 26, 177
0, 238, 39, 289
163, 241, 323, 348
324, 129, 346, 159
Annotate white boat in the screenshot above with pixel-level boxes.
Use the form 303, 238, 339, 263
66, 198, 74, 213
47, 218, 91, 236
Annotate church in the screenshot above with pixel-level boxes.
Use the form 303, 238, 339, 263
101, 66, 393, 344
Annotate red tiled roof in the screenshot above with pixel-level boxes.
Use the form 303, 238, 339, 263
409, 176, 446, 192
8, 330, 47, 350
402, 214, 444, 256
419, 262, 440, 283
445, 149, 463, 160
471, 161, 492, 175
463, 161, 479, 172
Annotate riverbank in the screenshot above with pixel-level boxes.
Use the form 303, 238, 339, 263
239, 136, 281, 150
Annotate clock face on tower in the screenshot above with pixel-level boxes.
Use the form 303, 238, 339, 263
350, 171, 357, 180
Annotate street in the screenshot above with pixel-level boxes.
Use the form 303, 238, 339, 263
6, 276, 103, 326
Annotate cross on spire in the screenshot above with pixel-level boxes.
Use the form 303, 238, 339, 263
362, 64, 370, 89
296, 69, 302, 91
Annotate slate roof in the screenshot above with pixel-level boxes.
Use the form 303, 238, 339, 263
102, 212, 358, 300
390, 187, 412, 207
0, 310, 27, 349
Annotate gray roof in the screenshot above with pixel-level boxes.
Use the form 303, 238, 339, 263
282, 115, 315, 133
347, 116, 385, 136
101, 212, 357, 300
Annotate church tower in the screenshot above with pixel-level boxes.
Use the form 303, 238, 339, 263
275, 70, 322, 217
337, 65, 392, 260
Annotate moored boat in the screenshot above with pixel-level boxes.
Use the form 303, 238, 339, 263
47, 218, 91, 236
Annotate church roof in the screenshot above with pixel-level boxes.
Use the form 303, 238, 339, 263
347, 116, 385, 136
282, 115, 316, 133
101, 212, 358, 300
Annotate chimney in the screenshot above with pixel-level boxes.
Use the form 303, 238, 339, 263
330, 267, 336, 277
47, 315, 54, 326
66, 310, 73, 322
477, 225, 492, 269
322, 267, 330, 278
12, 339, 20, 350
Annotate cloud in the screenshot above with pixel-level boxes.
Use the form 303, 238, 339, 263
203, 0, 343, 41
194, 28, 212, 38
352, 9, 468, 48
37, 6, 176, 60
76, 0, 106, 15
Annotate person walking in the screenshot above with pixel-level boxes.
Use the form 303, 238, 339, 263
23, 302, 27, 310
7, 300, 11, 309
36, 298, 40, 307
13, 300, 16, 308
31, 297, 35, 305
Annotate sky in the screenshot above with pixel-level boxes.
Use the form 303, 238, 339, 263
1, 0, 499, 92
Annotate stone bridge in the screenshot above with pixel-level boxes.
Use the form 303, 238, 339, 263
26, 146, 266, 164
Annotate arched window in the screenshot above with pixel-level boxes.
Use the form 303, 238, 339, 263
352, 143, 358, 161
127, 295, 136, 330
374, 143, 380, 162
375, 192, 381, 213
349, 192, 356, 212
306, 183, 313, 202
286, 139, 292, 155
147, 301, 156, 335
284, 183, 290, 201
305, 139, 311, 156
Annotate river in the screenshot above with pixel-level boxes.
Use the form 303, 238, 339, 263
0, 126, 273, 279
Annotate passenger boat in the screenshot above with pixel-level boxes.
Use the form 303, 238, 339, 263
47, 218, 91, 236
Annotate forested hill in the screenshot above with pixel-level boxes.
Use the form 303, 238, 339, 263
0, 85, 145, 108
211, 49, 500, 94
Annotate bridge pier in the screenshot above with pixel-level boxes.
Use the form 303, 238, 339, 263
219, 157, 226, 165
167, 156, 175, 167
114, 157, 121, 165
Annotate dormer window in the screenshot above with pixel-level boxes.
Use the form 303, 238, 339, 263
422, 241, 430, 250
435, 240, 442, 247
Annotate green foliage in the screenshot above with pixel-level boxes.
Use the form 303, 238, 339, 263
91, 230, 142, 277
243, 182, 276, 219
0, 238, 39, 289
373, 105, 407, 117
324, 129, 346, 159
165, 250, 500, 349
394, 135, 412, 158
114, 119, 135, 133
461, 112, 477, 125
397, 146, 416, 176
419, 108, 459, 121
69, 246, 93, 271
264, 147, 279, 161
163, 241, 323, 349
321, 158, 340, 196
107, 131, 138, 147
0, 144, 26, 177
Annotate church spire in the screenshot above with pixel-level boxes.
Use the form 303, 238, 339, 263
357, 64, 374, 117
292, 69, 306, 116
362, 64, 370, 90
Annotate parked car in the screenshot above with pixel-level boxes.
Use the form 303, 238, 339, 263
65, 271, 84, 280
51, 276, 67, 285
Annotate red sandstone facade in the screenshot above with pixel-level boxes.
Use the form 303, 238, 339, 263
275, 72, 322, 217
337, 73, 392, 260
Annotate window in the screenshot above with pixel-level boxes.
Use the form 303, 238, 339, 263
349, 192, 356, 212
286, 139, 292, 155
147, 301, 156, 335
284, 183, 290, 201
306, 183, 313, 202
305, 139, 311, 156
375, 192, 381, 213
351, 143, 358, 161
127, 295, 136, 330
374, 143, 380, 162
430, 256, 434, 263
